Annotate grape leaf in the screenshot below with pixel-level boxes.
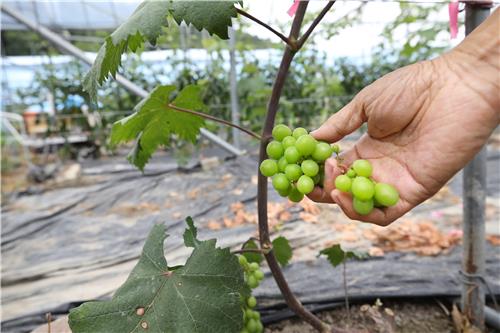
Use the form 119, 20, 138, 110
241, 239, 263, 264
110, 85, 206, 170
319, 244, 369, 268
170, 1, 238, 39
83, 0, 171, 101
83, 1, 239, 101
69, 220, 248, 333
272, 236, 292, 267
183, 216, 201, 248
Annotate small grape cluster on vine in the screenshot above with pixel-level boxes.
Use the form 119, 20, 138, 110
260, 125, 339, 202
335, 159, 400, 215
238, 255, 264, 333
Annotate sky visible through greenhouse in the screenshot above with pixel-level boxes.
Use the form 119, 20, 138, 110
1, 0, 465, 110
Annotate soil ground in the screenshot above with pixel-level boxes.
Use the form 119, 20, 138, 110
265, 300, 457, 333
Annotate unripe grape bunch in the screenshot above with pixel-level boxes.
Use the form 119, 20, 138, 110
238, 255, 264, 333
334, 159, 400, 215
260, 125, 339, 203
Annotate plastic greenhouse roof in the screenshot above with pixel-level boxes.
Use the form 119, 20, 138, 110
1, 0, 141, 31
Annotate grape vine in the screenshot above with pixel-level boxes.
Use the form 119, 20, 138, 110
67, 0, 376, 332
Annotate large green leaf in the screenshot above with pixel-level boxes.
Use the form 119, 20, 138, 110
110, 85, 206, 170
69, 220, 248, 333
83, 0, 170, 101
170, 1, 238, 39
83, 0, 239, 101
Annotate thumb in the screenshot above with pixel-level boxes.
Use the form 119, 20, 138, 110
311, 97, 365, 143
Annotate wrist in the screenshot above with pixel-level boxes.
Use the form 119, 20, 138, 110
439, 8, 500, 115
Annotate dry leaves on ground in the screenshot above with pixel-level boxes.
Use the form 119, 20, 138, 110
365, 220, 462, 256
486, 234, 500, 246
206, 201, 293, 230
110, 202, 160, 216
298, 198, 321, 224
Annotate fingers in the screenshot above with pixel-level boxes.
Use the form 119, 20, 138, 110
307, 150, 358, 203
310, 98, 366, 143
330, 189, 409, 226
307, 186, 334, 203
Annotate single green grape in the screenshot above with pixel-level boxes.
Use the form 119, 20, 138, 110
248, 262, 259, 272
259, 159, 278, 177
282, 136, 296, 149
312, 142, 333, 162
252, 311, 261, 320
238, 255, 248, 266
353, 197, 374, 215
312, 173, 321, 185
288, 186, 304, 203
272, 173, 289, 192
266, 141, 283, 159
247, 275, 259, 289
272, 124, 292, 141
301, 159, 319, 177
256, 321, 263, 333
346, 168, 356, 178
295, 135, 317, 156
351, 176, 375, 201
374, 183, 399, 207
245, 309, 254, 320
292, 127, 308, 139
332, 144, 340, 154
335, 175, 352, 192
373, 196, 384, 208
277, 187, 290, 197
246, 319, 258, 333
297, 175, 314, 194
352, 159, 373, 178
284, 146, 301, 164
285, 164, 302, 181
319, 171, 325, 187
277, 156, 288, 172
247, 296, 257, 308
254, 269, 264, 280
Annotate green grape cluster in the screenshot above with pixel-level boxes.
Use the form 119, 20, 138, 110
238, 255, 264, 333
334, 159, 400, 215
260, 125, 339, 202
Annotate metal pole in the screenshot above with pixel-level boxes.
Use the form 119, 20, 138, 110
462, 2, 491, 330
228, 27, 241, 148
1, 4, 244, 156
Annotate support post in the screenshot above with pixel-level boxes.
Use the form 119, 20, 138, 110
1, 4, 244, 156
462, 2, 491, 330
228, 27, 241, 148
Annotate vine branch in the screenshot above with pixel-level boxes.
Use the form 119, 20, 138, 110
231, 248, 268, 255
297, 1, 336, 49
236, 8, 296, 49
256, 2, 330, 332
167, 103, 261, 140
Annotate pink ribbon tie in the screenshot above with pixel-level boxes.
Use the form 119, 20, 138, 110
449, 0, 459, 39
287, 0, 300, 17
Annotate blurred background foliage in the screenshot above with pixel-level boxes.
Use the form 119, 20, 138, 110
3, 3, 453, 156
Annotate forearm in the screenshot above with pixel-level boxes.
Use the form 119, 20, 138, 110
442, 7, 500, 116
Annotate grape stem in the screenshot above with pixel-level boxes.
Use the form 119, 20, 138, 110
231, 248, 269, 255
167, 103, 261, 140
236, 8, 297, 50
296, 1, 336, 49
256, 2, 331, 332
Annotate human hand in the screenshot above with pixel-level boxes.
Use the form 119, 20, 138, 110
308, 20, 499, 225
